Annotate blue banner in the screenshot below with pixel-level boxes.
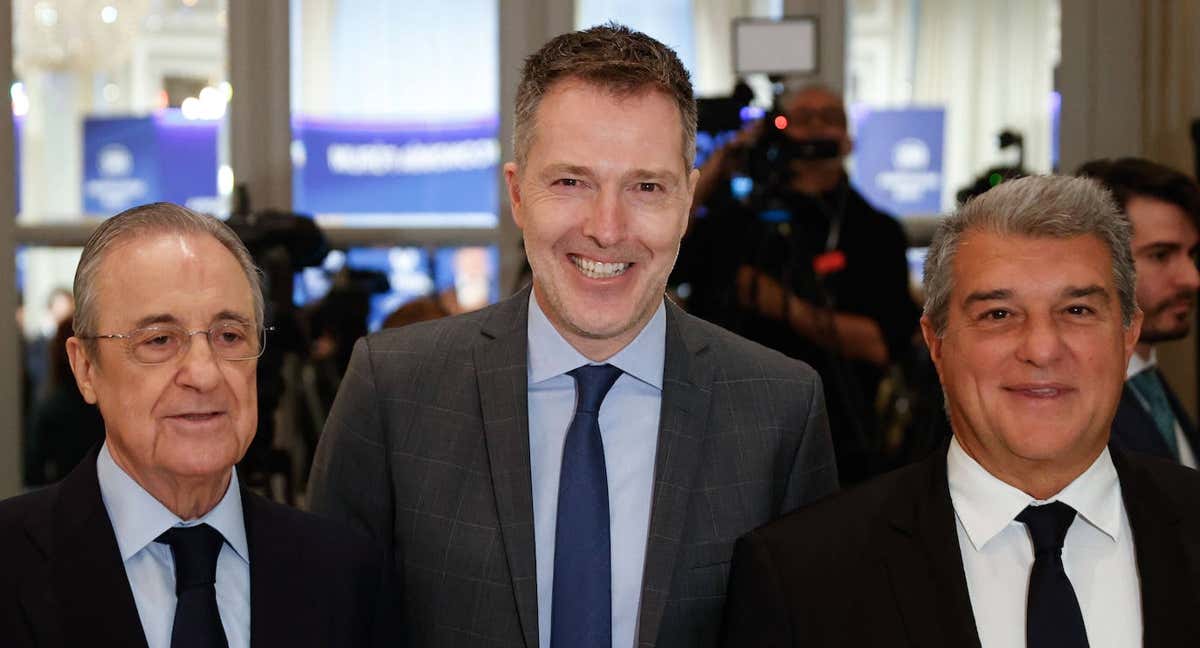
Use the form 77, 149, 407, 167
294, 245, 499, 332
82, 110, 219, 216
850, 107, 945, 216
291, 116, 500, 227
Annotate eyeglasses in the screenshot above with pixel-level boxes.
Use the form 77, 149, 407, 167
80, 322, 274, 365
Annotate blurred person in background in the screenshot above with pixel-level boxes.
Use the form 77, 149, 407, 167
1078, 157, 1200, 467
381, 246, 494, 329
25, 318, 105, 486
682, 84, 919, 485
23, 287, 75, 406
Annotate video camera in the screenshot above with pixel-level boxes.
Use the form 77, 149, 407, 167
697, 85, 841, 215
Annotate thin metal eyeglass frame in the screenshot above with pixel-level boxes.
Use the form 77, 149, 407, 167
79, 324, 276, 364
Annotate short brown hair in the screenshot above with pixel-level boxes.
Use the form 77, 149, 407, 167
1076, 157, 1200, 228
73, 202, 264, 347
513, 22, 697, 169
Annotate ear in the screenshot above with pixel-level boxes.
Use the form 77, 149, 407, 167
920, 315, 943, 369
504, 162, 524, 229
66, 336, 99, 404
842, 135, 854, 157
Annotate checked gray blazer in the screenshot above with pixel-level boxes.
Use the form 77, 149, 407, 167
308, 287, 838, 648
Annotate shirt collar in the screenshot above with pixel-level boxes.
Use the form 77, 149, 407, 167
527, 291, 666, 390
96, 441, 250, 564
1126, 347, 1157, 379
947, 436, 1122, 551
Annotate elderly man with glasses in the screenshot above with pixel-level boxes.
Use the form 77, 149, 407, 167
0, 203, 396, 648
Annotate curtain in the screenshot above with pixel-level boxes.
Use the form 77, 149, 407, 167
910, 0, 1058, 209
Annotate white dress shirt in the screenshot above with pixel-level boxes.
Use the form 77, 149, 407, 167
527, 293, 664, 648
1127, 349, 1198, 468
947, 437, 1142, 647
96, 442, 251, 648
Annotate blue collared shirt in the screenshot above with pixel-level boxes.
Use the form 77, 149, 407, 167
528, 293, 665, 648
96, 442, 251, 648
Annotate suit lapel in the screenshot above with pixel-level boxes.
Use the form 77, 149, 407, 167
51, 448, 150, 648
1158, 370, 1200, 457
245, 489, 311, 645
1111, 448, 1200, 644
881, 447, 981, 648
476, 289, 539, 648
635, 303, 715, 647
1112, 385, 1174, 458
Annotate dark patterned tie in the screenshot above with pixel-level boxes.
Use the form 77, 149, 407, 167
1128, 369, 1180, 458
1017, 502, 1089, 648
156, 523, 230, 648
551, 363, 623, 648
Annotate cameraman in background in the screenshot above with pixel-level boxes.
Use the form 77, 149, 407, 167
678, 84, 918, 485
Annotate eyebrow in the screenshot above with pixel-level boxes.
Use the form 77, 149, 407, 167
1136, 241, 1183, 253
628, 167, 681, 186
540, 163, 681, 187
1063, 285, 1110, 301
961, 285, 1110, 307
962, 289, 1012, 307
131, 310, 253, 329
133, 313, 181, 329
542, 163, 593, 179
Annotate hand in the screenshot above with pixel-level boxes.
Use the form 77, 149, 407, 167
736, 266, 789, 320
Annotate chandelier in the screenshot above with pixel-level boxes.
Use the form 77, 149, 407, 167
14, 0, 150, 73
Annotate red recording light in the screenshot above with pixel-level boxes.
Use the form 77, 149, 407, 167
774, 115, 788, 129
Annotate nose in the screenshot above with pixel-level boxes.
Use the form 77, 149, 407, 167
581, 188, 628, 248
1014, 313, 1065, 368
1177, 255, 1200, 292
174, 330, 223, 392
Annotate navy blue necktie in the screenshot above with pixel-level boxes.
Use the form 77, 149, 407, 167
1017, 502, 1089, 648
551, 363, 623, 648
156, 523, 229, 648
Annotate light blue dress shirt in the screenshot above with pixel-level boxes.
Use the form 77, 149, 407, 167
528, 293, 665, 648
96, 442, 251, 648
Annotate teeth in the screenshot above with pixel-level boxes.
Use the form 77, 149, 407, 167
571, 255, 629, 279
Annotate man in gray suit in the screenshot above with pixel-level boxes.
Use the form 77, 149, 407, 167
309, 23, 837, 648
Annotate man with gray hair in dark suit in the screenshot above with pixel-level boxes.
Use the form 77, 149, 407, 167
309, 23, 837, 648
722, 175, 1200, 647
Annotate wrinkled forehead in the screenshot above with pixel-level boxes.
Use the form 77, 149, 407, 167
950, 231, 1116, 300
95, 232, 255, 327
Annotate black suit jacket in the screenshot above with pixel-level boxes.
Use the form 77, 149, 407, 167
721, 443, 1200, 647
1112, 372, 1200, 463
309, 288, 839, 647
0, 448, 397, 647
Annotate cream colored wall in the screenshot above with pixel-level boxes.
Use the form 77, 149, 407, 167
1142, 0, 1200, 421
1061, 0, 1200, 420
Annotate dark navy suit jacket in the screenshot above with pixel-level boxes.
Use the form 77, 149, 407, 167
1111, 369, 1199, 465
0, 447, 399, 647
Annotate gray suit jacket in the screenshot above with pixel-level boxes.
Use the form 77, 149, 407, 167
309, 288, 838, 648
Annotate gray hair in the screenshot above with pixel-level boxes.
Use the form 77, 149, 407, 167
513, 22, 697, 169
923, 175, 1136, 336
73, 202, 264, 346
